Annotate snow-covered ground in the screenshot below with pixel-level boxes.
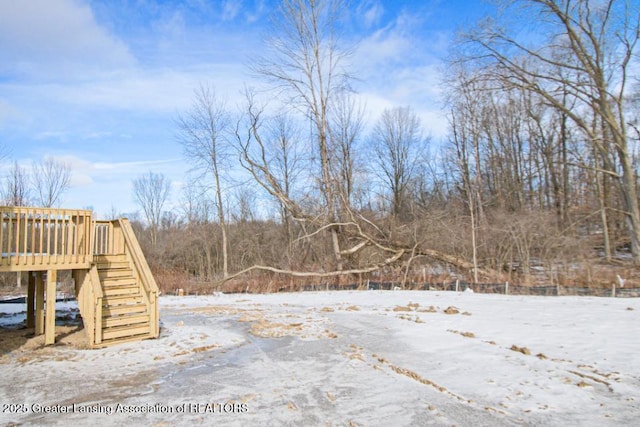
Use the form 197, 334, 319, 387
1, 291, 639, 426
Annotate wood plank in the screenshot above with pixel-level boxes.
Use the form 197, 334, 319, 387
99, 269, 134, 279
102, 324, 150, 341
103, 285, 140, 297
97, 261, 130, 269
26, 272, 35, 328
96, 254, 128, 262
92, 332, 154, 348
101, 277, 137, 287
89, 265, 103, 346
35, 272, 44, 335
103, 294, 144, 306
102, 313, 149, 328
102, 304, 147, 317
0, 210, 5, 257
45, 270, 57, 345
39, 214, 44, 266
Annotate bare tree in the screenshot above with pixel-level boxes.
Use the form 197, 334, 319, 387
177, 84, 231, 278
372, 106, 428, 217
460, 0, 640, 263
132, 171, 171, 247
180, 181, 211, 225
3, 160, 31, 289
264, 112, 304, 247
31, 157, 72, 207
329, 91, 366, 209
254, 0, 353, 271
2, 161, 31, 206
232, 185, 257, 224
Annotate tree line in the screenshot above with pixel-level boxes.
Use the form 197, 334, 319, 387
129, 0, 640, 292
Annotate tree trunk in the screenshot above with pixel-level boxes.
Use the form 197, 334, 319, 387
620, 153, 640, 264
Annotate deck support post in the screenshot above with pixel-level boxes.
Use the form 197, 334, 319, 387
26, 272, 35, 328
35, 272, 45, 335
45, 270, 57, 345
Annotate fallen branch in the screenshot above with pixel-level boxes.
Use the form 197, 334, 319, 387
216, 250, 405, 285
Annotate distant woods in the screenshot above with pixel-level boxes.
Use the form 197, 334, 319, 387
134, 0, 640, 291
1, 157, 72, 208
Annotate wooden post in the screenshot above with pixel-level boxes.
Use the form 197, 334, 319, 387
35, 272, 45, 335
455, 280, 459, 292
45, 270, 57, 345
612, 283, 616, 298
26, 272, 35, 328
505, 282, 509, 295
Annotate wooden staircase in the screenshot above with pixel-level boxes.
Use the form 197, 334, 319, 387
96, 254, 154, 345
75, 218, 160, 348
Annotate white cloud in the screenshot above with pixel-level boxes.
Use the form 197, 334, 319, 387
0, 0, 135, 79
350, 8, 451, 138
2, 62, 249, 123
357, 0, 385, 28
245, 0, 267, 24
222, 0, 242, 21
355, 27, 411, 68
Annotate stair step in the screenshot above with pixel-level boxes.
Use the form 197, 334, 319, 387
99, 269, 133, 279
103, 294, 144, 306
94, 332, 155, 348
95, 256, 129, 268
95, 254, 127, 262
97, 260, 131, 270
103, 303, 148, 317
101, 277, 137, 287
102, 324, 151, 341
103, 313, 150, 328
103, 284, 139, 297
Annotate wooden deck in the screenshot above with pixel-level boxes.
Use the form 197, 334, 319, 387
1, 206, 159, 348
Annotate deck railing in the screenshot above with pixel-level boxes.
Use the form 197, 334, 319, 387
0, 207, 93, 271
93, 220, 125, 255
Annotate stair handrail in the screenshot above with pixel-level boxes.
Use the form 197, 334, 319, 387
117, 218, 159, 337
117, 219, 159, 294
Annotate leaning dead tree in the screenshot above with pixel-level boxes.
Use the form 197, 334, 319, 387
221, 0, 502, 285
251, 0, 351, 273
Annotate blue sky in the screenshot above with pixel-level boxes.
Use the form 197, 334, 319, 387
0, 0, 494, 218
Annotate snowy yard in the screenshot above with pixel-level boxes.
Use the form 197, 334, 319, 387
1, 290, 639, 426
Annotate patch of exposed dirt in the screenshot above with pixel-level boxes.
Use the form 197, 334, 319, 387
0, 325, 89, 363
510, 345, 531, 355
179, 305, 255, 316
448, 330, 475, 338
